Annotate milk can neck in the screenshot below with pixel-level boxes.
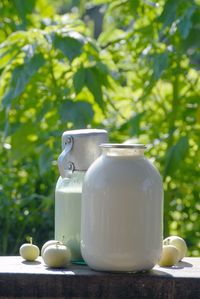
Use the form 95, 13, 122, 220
100, 144, 146, 156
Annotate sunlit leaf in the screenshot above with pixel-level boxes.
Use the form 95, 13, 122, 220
2, 53, 45, 107
53, 32, 85, 62
11, 123, 38, 160
98, 29, 126, 47
0, 48, 20, 69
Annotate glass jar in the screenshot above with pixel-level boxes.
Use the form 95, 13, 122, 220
55, 129, 108, 263
81, 144, 163, 272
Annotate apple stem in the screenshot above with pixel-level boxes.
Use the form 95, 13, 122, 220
30, 237, 33, 245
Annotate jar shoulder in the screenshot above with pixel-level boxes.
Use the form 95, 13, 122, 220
84, 155, 162, 188
87, 155, 161, 175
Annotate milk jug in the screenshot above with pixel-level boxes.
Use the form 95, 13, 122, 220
81, 143, 163, 271
55, 129, 108, 262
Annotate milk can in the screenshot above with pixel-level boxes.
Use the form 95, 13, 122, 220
55, 129, 108, 263
81, 144, 163, 271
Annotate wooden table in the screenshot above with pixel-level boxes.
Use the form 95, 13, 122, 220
0, 256, 199, 298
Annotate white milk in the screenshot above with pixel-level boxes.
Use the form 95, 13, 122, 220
55, 129, 108, 263
81, 145, 163, 272
55, 188, 82, 261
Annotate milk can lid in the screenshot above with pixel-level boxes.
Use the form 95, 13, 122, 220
58, 129, 108, 177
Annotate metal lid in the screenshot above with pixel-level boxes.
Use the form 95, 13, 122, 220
58, 129, 108, 178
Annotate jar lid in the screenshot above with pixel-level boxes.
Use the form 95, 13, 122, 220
100, 143, 146, 149
58, 129, 108, 178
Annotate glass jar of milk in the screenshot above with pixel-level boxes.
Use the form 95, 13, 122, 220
55, 129, 108, 263
81, 144, 163, 271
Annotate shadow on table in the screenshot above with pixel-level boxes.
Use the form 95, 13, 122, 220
151, 260, 193, 275
45, 267, 76, 275
170, 261, 193, 269
22, 260, 41, 265
44, 265, 173, 277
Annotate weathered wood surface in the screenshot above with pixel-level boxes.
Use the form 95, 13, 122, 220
0, 256, 199, 299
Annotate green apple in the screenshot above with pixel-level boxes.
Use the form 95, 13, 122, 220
41, 240, 63, 258
163, 236, 187, 261
42, 243, 71, 268
158, 245, 179, 267
19, 238, 40, 261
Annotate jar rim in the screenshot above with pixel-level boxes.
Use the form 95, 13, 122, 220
100, 143, 146, 149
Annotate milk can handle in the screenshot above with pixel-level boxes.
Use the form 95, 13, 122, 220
57, 135, 74, 178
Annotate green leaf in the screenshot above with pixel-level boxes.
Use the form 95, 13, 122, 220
0, 48, 20, 69
59, 100, 94, 127
39, 146, 53, 175
119, 113, 144, 136
98, 29, 126, 47
164, 136, 189, 178
0, 32, 29, 69
0, 31, 29, 50
85, 67, 104, 110
183, 28, 200, 52
0, 110, 6, 130
129, 0, 139, 13
152, 52, 169, 80
2, 53, 45, 107
53, 32, 85, 62
11, 0, 36, 27
129, 113, 144, 136
11, 123, 37, 160
158, 0, 179, 29
178, 6, 195, 39
73, 67, 85, 94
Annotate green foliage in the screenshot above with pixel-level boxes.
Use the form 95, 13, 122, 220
0, 0, 200, 256
2, 52, 45, 107
163, 136, 189, 178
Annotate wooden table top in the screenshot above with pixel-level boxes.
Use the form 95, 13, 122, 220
0, 256, 199, 298
0, 256, 199, 277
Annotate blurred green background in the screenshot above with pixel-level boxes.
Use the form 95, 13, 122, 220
0, 0, 199, 255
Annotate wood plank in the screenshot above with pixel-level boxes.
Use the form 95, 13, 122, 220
0, 257, 199, 299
